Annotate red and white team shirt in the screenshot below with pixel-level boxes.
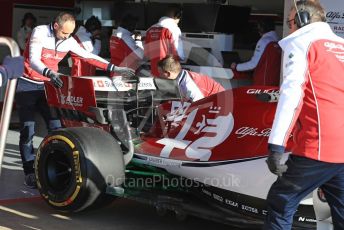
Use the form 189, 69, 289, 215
236, 31, 279, 72
269, 22, 344, 163
177, 70, 224, 102
71, 26, 101, 77
23, 24, 111, 84
109, 26, 143, 71
144, 17, 185, 77
252, 41, 282, 86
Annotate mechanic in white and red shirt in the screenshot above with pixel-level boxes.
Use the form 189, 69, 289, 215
110, 14, 144, 74
230, 18, 279, 73
264, 1, 344, 229
71, 16, 102, 76
230, 18, 280, 86
17, 12, 36, 53
158, 55, 224, 102
16, 12, 135, 188
144, 4, 185, 77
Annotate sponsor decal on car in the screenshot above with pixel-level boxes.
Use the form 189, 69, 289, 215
225, 198, 239, 208
200, 186, 316, 223
87, 77, 156, 92
60, 94, 84, 107
200, 187, 267, 216
298, 216, 317, 223
157, 102, 234, 161
246, 89, 279, 95
146, 156, 182, 167
235, 127, 271, 138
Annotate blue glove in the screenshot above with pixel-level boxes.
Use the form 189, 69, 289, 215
2, 56, 24, 79
266, 151, 288, 177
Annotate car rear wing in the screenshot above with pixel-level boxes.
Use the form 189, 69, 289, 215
0, 37, 20, 176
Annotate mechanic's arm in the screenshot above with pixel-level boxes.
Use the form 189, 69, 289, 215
92, 39, 101, 55
235, 38, 267, 72
91, 31, 102, 55
268, 42, 308, 152
78, 34, 101, 55
27, 27, 63, 88
183, 78, 204, 102
265, 42, 308, 176
188, 89, 204, 102
70, 37, 109, 70
172, 28, 185, 61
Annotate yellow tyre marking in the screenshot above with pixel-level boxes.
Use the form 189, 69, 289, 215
37, 135, 83, 207
44, 135, 75, 149
48, 185, 81, 207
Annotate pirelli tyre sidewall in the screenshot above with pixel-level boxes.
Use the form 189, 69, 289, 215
35, 127, 125, 212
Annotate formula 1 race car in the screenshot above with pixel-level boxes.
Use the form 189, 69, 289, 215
34, 74, 332, 229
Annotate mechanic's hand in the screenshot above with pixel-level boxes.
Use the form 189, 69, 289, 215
47, 71, 63, 88
112, 66, 136, 78
266, 151, 288, 177
2, 56, 24, 79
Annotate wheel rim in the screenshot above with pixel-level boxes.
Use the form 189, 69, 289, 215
46, 149, 73, 192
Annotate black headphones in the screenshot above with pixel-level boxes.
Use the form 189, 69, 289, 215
294, 0, 310, 28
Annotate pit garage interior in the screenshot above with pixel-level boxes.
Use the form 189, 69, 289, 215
0, 0, 341, 229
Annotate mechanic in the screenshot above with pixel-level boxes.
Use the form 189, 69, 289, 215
230, 18, 280, 86
264, 1, 344, 229
17, 12, 36, 53
109, 14, 144, 74
157, 55, 224, 102
71, 16, 102, 77
16, 12, 135, 189
0, 56, 24, 88
144, 4, 185, 77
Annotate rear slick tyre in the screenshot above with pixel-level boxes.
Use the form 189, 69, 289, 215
35, 127, 125, 212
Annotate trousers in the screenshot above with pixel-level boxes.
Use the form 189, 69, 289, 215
264, 155, 344, 230
15, 90, 61, 175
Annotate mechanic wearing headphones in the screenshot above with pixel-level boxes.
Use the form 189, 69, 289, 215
158, 55, 224, 102
71, 15, 102, 76
144, 4, 185, 77
16, 12, 135, 188
264, 1, 344, 229
0, 56, 24, 88
230, 18, 279, 80
109, 14, 144, 74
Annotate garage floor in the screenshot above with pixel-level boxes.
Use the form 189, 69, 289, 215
0, 130, 246, 230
